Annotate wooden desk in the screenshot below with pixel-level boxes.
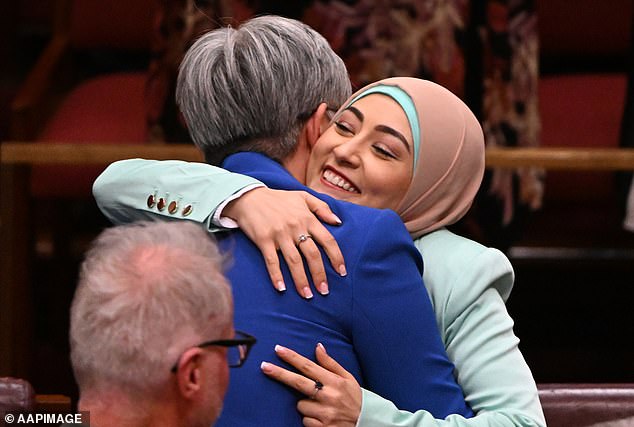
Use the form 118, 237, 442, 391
2, 142, 634, 378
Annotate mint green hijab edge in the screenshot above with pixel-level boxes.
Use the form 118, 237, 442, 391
343, 84, 421, 167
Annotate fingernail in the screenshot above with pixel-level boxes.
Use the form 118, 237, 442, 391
317, 342, 326, 352
276, 281, 286, 292
260, 361, 272, 372
275, 344, 288, 354
332, 213, 342, 225
338, 265, 347, 276
319, 282, 329, 295
303, 287, 313, 299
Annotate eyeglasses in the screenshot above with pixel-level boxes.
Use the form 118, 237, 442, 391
170, 330, 257, 373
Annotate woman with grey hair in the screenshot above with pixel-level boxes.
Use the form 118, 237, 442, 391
176, 14, 352, 166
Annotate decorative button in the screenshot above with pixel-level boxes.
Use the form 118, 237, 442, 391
147, 194, 156, 208
182, 205, 193, 217
157, 198, 166, 211
168, 200, 178, 215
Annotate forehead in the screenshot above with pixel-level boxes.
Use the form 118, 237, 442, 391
349, 95, 413, 142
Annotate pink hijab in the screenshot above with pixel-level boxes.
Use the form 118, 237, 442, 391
336, 77, 485, 238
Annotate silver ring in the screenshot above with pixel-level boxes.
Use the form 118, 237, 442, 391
310, 380, 323, 400
297, 234, 313, 245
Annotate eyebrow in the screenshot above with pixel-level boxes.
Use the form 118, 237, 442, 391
346, 105, 364, 121
345, 105, 411, 153
375, 125, 411, 153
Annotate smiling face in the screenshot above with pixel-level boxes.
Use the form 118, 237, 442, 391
305, 94, 415, 211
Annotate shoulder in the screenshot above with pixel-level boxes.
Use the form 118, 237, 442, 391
329, 203, 424, 275
333, 202, 415, 246
415, 228, 514, 312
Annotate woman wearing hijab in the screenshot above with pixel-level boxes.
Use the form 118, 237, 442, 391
94, 77, 544, 426
258, 77, 544, 426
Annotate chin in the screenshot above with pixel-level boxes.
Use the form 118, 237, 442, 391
324, 189, 352, 202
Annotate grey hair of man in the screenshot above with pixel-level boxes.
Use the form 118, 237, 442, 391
176, 15, 352, 165
70, 221, 233, 397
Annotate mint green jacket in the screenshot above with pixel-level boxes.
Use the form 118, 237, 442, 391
93, 159, 545, 427
357, 229, 545, 427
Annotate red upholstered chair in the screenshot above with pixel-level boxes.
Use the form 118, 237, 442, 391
7, 0, 160, 269
532, 0, 632, 243
10, 0, 159, 198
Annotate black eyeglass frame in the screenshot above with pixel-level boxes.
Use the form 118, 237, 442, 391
170, 330, 256, 373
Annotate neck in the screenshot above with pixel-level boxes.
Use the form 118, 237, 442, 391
281, 140, 311, 184
79, 390, 185, 427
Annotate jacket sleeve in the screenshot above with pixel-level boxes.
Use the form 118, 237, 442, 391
92, 159, 263, 230
357, 244, 545, 427
350, 211, 472, 419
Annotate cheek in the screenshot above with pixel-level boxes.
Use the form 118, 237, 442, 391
218, 361, 230, 390
367, 166, 411, 209
313, 132, 338, 157
311, 143, 330, 162
307, 138, 335, 178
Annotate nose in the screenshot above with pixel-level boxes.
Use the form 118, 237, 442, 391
332, 138, 362, 168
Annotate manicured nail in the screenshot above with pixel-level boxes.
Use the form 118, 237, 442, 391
303, 287, 313, 299
276, 281, 286, 292
317, 342, 326, 352
332, 214, 342, 225
260, 361, 272, 372
275, 345, 288, 354
319, 282, 329, 295
338, 265, 347, 276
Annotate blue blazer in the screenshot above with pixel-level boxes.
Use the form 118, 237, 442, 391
215, 153, 471, 426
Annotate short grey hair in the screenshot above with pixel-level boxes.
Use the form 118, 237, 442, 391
70, 221, 232, 396
176, 15, 352, 165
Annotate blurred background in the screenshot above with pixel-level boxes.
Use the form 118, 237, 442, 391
1, 0, 633, 402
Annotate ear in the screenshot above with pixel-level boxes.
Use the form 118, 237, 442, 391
175, 348, 203, 399
305, 103, 330, 149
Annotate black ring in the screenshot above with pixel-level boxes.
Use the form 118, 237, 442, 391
310, 380, 324, 399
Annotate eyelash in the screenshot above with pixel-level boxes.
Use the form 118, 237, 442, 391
335, 122, 397, 159
334, 121, 353, 134
373, 145, 397, 159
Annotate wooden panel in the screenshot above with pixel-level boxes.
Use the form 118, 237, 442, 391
485, 147, 634, 170
2, 143, 634, 170
0, 142, 202, 165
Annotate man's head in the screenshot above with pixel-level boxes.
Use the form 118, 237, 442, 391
176, 15, 352, 165
70, 221, 233, 426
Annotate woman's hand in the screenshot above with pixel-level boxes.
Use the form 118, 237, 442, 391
223, 188, 347, 298
261, 343, 362, 427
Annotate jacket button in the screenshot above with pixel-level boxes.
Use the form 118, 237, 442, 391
182, 205, 193, 217
147, 194, 156, 208
157, 198, 166, 211
168, 200, 178, 215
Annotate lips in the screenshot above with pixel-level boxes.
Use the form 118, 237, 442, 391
321, 167, 360, 193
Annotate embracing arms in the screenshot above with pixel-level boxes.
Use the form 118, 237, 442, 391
93, 158, 345, 294
93, 158, 543, 426
92, 157, 471, 419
